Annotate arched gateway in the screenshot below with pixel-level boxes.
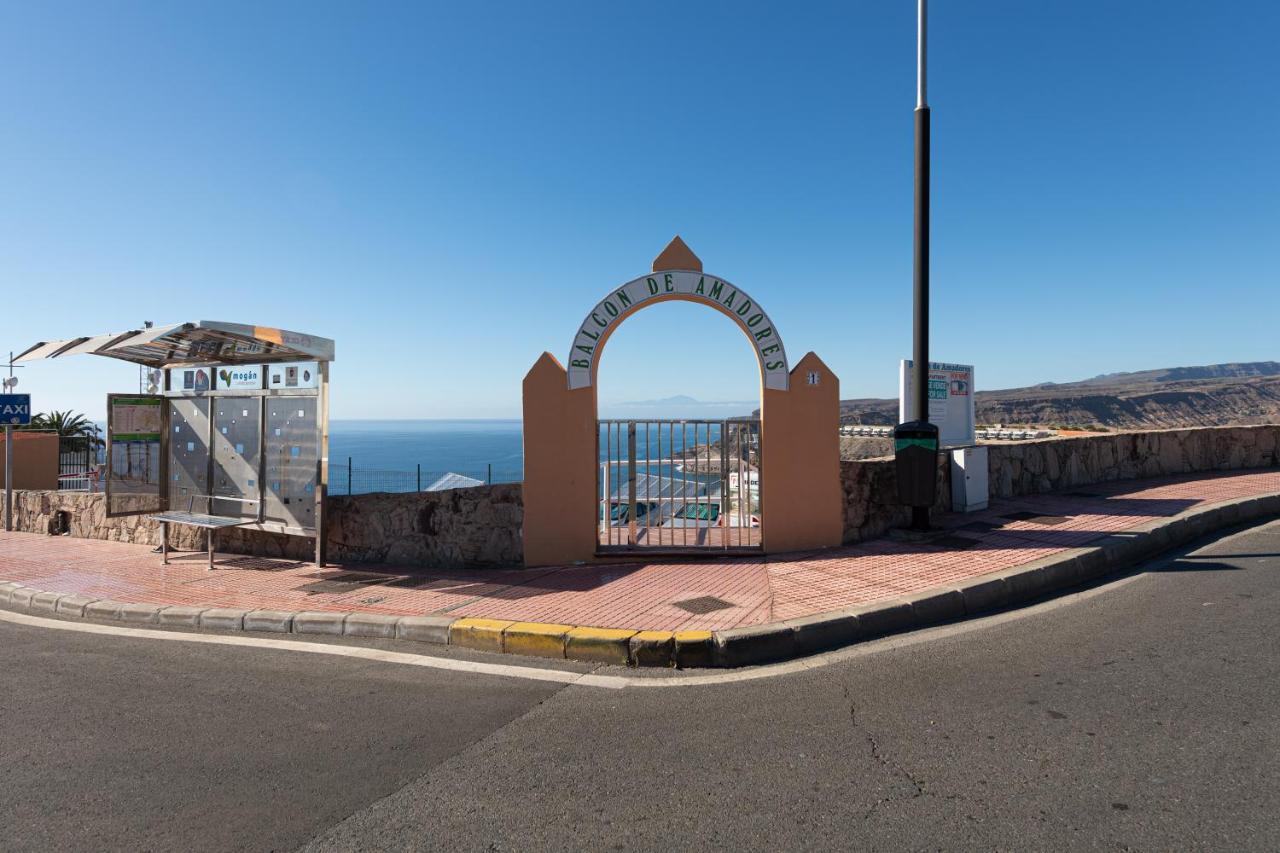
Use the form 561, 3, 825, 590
522, 238, 842, 567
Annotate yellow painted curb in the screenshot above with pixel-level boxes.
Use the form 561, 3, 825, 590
449, 618, 515, 653
565, 626, 638, 666
629, 630, 676, 668
503, 622, 572, 659
673, 630, 715, 668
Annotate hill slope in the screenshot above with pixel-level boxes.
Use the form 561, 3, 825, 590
839, 361, 1280, 430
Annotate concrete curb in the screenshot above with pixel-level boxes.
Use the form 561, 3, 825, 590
2, 492, 1277, 669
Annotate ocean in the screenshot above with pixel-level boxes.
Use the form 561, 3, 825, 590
330, 419, 525, 493
329, 419, 730, 495
94, 418, 730, 495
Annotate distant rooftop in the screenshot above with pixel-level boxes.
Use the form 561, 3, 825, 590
425, 472, 485, 492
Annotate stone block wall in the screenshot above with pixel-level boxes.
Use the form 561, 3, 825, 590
10, 483, 524, 569
840, 455, 951, 545
838, 424, 1280, 543
13, 425, 1279, 564
983, 425, 1280, 498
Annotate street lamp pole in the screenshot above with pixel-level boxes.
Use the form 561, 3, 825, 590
914, 0, 930, 428
911, 0, 932, 530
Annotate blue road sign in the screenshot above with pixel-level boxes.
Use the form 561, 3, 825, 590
0, 394, 32, 425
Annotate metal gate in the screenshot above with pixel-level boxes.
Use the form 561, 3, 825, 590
598, 419, 761, 552
56, 435, 96, 491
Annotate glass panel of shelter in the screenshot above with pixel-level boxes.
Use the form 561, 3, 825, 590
211, 399, 261, 519
264, 400, 318, 530
168, 399, 210, 508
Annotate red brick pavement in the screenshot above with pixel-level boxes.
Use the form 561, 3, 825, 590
3, 469, 1277, 632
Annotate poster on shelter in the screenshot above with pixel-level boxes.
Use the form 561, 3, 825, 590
106, 394, 165, 515
899, 360, 976, 448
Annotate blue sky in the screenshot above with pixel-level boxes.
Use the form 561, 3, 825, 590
2, 1, 1276, 420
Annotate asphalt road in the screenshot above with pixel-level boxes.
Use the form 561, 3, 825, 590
3, 519, 1279, 852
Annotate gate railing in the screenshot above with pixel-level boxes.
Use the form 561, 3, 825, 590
598, 418, 761, 551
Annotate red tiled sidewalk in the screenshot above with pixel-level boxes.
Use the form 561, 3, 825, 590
2, 469, 1277, 632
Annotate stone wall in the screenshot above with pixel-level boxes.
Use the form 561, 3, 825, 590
839, 424, 1280, 543
10, 483, 524, 569
840, 455, 952, 544
15, 425, 1279, 564
984, 425, 1280, 498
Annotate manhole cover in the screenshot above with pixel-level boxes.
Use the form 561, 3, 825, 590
1001, 511, 1040, 521
1001, 511, 1069, 526
673, 595, 735, 614
958, 521, 1000, 533
295, 573, 391, 595
928, 535, 981, 550
383, 576, 433, 589
295, 578, 360, 591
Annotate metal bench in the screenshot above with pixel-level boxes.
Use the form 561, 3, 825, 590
151, 495, 261, 569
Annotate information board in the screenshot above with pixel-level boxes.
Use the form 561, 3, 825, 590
899, 360, 976, 448
110, 397, 163, 440
106, 395, 165, 516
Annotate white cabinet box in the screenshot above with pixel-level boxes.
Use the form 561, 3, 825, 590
950, 446, 989, 513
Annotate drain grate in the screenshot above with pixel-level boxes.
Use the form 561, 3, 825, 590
928, 535, 982, 550
1001, 511, 1069, 526
673, 595, 735, 615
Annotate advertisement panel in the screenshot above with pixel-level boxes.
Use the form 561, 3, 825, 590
899, 360, 976, 448
267, 362, 319, 390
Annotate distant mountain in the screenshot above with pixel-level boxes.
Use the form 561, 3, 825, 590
614, 395, 702, 407
839, 361, 1280, 430
600, 395, 757, 419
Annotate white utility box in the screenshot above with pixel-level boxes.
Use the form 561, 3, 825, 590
950, 445, 989, 512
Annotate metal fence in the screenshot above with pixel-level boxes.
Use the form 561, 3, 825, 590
598, 418, 762, 551
337, 460, 522, 496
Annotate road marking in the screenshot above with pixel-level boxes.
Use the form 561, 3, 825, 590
0, 574, 1145, 691
0, 608, 630, 689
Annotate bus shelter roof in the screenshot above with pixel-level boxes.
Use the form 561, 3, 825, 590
15, 321, 335, 367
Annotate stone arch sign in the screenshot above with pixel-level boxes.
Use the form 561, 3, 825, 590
567, 268, 790, 391
521, 237, 842, 567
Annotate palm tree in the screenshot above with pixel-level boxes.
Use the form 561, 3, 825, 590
25, 410, 104, 451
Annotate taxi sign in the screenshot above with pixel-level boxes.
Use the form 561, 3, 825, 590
0, 394, 31, 425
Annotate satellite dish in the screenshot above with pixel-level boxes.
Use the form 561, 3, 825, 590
2, 376, 17, 389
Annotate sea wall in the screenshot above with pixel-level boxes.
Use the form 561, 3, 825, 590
9, 483, 524, 569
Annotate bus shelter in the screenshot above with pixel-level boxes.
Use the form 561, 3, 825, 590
16, 321, 334, 566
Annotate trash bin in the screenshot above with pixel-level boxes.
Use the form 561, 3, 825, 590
894, 420, 939, 507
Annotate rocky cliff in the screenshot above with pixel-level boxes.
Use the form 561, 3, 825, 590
840, 362, 1280, 430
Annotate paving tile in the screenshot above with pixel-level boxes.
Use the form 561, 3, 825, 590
0, 469, 1275, 632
